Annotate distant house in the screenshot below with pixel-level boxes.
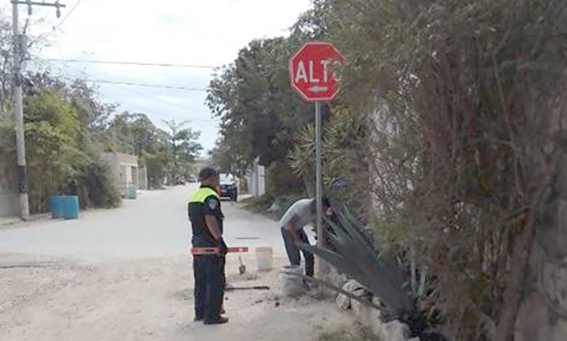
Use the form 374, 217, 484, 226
104, 152, 148, 197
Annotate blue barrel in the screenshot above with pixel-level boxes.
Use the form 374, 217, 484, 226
50, 195, 64, 219
127, 185, 137, 199
62, 195, 79, 220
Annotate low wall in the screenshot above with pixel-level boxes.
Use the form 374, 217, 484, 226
0, 152, 19, 216
0, 192, 19, 216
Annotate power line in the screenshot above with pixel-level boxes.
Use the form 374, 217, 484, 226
30, 0, 82, 46
79, 70, 212, 113
111, 87, 215, 123
58, 76, 207, 91
67, 76, 216, 124
109, 82, 212, 114
116, 99, 215, 124
41, 57, 215, 116
40, 57, 219, 69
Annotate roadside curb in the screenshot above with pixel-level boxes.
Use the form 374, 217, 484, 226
0, 214, 51, 229
0, 218, 20, 227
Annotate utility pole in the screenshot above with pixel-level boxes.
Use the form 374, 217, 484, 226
11, 0, 65, 220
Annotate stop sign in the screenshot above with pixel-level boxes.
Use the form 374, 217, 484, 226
289, 41, 346, 102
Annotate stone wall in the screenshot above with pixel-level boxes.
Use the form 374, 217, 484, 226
335, 278, 420, 341
0, 152, 19, 216
515, 151, 567, 341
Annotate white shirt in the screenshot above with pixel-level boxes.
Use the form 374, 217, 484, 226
279, 198, 315, 232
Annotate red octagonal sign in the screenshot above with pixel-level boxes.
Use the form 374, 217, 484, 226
289, 41, 346, 102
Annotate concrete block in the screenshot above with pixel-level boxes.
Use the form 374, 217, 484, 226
352, 299, 372, 326
550, 318, 567, 341
377, 320, 411, 341
336, 279, 365, 311
336, 292, 351, 310
369, 297, 383, 335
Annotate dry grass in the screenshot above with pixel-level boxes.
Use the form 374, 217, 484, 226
318, 325, 379, 341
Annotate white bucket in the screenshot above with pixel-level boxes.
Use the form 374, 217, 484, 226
279, 265, 305, 297
255, 247, 273, 271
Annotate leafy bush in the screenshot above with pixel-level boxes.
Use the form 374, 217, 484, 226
141, 150, 167, 189
242, 194, 274, 215
312, 0, 567, 339
77, 154, 121, 208
265, 159, 305, 197
24, 88, 120, 213
289, 108, 373, 223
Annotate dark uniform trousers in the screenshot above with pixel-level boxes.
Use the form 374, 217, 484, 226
189, 186, 225, 321
193, 253, 226, 320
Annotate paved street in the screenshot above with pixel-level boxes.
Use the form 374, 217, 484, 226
0, 185, 287, 260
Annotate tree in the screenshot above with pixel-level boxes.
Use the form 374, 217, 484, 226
0, 13, 121, 213
290, 107, 372, 221
102, 114, 202, 189
0, 11, 52, 118
208, 136, 250, 177
104, 111, 156, 155
310, 0, 567, 339
0, 11, 13, 118
161, 119, 202, 183
205, 2, 567, 338
69, 79, 115, 135
206, 37, 322, 194
24, 84, 119, 212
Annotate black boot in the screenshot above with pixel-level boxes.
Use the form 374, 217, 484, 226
204, 316, 229, 325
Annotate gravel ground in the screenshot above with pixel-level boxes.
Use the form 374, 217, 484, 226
0, 254, 355, 341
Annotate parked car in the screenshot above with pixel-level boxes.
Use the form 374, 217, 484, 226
187, 175, 197, 183
174, 177, 186, 186
219, 174, 238, 201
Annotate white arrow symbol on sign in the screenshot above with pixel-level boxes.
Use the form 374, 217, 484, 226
308, 85, 328, 93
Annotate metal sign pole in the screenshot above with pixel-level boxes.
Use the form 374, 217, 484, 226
315, 101, 323, 250
289, 42, 345, 279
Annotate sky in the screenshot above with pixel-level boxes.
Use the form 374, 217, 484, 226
15, 0, 313, 155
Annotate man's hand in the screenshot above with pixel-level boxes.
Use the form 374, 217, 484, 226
217, 238, 229, 255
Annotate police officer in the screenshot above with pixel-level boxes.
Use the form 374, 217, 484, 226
189, 167, 229, 325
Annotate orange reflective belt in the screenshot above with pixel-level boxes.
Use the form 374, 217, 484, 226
191, 247, 249, 255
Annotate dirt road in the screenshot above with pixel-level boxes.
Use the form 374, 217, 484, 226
0, 187, 354, 340
0, 254, 354, 341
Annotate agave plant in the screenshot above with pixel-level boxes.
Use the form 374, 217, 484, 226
299, 202, 413, 321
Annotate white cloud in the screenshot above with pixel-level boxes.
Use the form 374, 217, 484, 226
19, 0, 312, 152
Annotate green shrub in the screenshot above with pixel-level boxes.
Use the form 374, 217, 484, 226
266, 160, 305, 197
78, 154, 121, 208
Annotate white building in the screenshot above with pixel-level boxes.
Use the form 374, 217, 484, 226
104, 152, 147, 197
248, 157, 265, 197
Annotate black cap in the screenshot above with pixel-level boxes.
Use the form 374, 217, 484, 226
311, 197, 331, 207
198, 167, 219, 180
